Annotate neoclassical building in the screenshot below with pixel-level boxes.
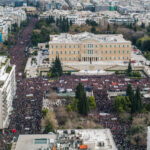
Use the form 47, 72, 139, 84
49, 32, 131, 63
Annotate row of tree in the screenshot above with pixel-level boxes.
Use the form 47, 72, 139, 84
56, 17, 72, 32
114, 84, 142, 114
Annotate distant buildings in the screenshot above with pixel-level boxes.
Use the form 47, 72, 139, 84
0, 56, 16, 129
49, 32, 131, 63
0, 6, 26, 42
13, 129, 118, 150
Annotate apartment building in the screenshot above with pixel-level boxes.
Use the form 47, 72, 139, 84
147, 126, 150, 150
0, 56, 16, 129
49, 32, 131, 63
0, 6, 27, 42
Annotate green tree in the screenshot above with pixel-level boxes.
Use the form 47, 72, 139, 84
50, 56, 63, 77
91, 26, 96, 33
87, 96, 96, 110
127, 60, 132, 75
135, 86, 142, 113
76, 83, 89, 116
126, 84, 135, 114
44, 121, 54, 133
42, 108, 48, 118
114, 96, 123, 112
141, 22, 145, 29
66, 104, 72, 112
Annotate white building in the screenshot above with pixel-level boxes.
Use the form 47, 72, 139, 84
13, 129, 117, 150
0, 6, 27, 42
0, 56, 16, 129
147, 126, 150, 150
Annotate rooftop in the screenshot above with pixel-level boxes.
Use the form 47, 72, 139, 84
50, 32, 130, 44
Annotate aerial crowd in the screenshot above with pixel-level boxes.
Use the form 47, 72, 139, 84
0, 18, 148, 150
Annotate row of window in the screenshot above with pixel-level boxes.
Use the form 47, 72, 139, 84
50, 50, 130, 55
51, 56, 129, 61
51, 51, 80, 54
50, 44, 130, 49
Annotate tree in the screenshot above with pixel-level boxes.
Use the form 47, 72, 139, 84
141, 22, 145, 29
66, 104, 72, 112
76, 83, 89, 116
50, 56, 63, 77
127, 60, 132, 75
114, 96, 124, 113
107, 24, 110, 32
88, 96, 96, 110
135, 86, 142, 113
42, 108, 48, 118
91, 26, 96, 33
126, 84, 135, 114
44, 121, 54, 133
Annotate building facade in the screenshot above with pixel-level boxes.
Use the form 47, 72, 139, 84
0, 56, 16, 129
147, 126, 150, 150
49, 32, 131, 63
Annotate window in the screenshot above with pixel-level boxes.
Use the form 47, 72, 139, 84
69, 45, 71, 48
74, 51, 75, 54
101, 45, 103, 48
84, 45, 86, 48
114, 51, 116, 54
78, 45, 80, 48
65, 57, 67, 61
61, 58, 62, 60
119, 51, 120, 54
60, 45, 62, 48
74, 58, 76, 60
51, 45, 53, 48
127, 57, 128, 60
88, 44, 93, 48
51, 51, 53, 54
119, 45, 120, 48
118, 57, 120, 60
114, 45, 116, 48
78, 51, 80, 54
127, 45, 129, 47
65, 45, 67, 48
56, 45, 58, 48
105, 45, 107, 48
69, 57, 71, 60
34, 139, 47, 144
69, 51, 71, 54
123, 57, 124, 60
123, 50, 125, 54
105, 51, 107, 54
114, 57, 116, 60
56, 51, 58, 54
96, 45, 97, 48
105, 57, 107, 60
96, 50, 97, 54
110, 45, 112, 48
110, 57, 111, 60
65, 51, 67, 54
60, 51, 62, 54
101, 51, 103, 54
127, 51, 129, 54
74, 45, 75, 48
109, 51, 111, 54
123, 45, 125, 47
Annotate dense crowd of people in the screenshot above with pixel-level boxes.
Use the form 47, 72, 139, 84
0, 18, 149, 150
